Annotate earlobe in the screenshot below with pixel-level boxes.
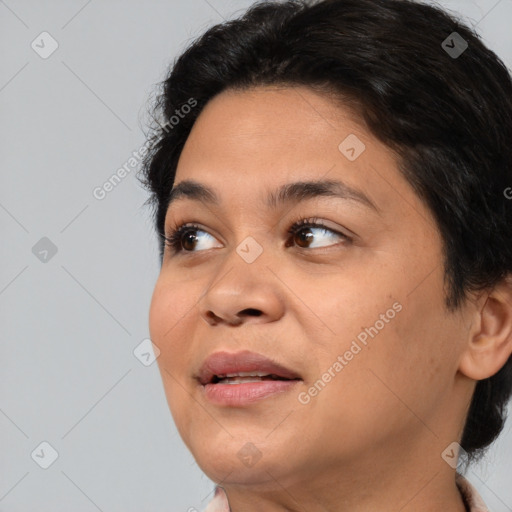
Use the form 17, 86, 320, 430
458, 277, 512, 381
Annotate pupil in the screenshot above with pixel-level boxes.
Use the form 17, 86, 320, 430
296, 229, 313, 248
183, 232, 197, 250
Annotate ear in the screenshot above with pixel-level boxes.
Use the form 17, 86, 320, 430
459, 275, 512, 380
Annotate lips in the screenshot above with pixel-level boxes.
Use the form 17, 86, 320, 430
197, 350, 302, 386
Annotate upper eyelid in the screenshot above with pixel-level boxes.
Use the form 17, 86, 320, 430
165, 219, 350, 249
166, 219, 344, 236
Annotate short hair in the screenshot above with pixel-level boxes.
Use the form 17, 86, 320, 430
138, 0, 512, 463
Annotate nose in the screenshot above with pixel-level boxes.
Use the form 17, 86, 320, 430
204, 308, 263, 326
198, 258, 285, 327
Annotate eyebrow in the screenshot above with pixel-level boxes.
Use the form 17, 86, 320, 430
166, 178, 380, 213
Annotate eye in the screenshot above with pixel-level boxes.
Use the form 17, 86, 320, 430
163, 223, 221, 253
163, 217, 351, 255
286, 217, 351, 249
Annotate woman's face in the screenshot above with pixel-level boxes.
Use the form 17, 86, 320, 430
148, 85, 473, 489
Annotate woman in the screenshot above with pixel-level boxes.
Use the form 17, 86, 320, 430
138, 0, 512, 510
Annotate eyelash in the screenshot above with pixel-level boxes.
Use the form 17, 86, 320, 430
163, 217, 351, 254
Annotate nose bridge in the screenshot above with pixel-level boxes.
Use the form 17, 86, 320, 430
209, 232, 269, 296
219, 207, 273, 265
198, 233, 283, 325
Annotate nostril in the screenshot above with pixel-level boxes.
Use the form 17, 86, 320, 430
240, 308, 262, 317
205, 311, 222, 323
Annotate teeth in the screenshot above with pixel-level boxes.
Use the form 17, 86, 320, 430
224, 371, 270, 378
218, 377, 266, 384
210, 372, 290, 384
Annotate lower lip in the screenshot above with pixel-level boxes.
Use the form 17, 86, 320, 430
201, 380, 301, 406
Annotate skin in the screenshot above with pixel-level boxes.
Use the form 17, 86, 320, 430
148, 85, 512, 512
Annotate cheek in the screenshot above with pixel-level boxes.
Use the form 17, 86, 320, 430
150, 274, 193, 333
148, 278, 197, 372
358, 287, 460, 417
312, 264, 455, 414
301, 307, 451, 452
149, 279, 199, 430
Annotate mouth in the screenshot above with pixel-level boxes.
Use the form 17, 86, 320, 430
209, 371, 296, 385
196, 350, 302, 406
197, 350, 302, 385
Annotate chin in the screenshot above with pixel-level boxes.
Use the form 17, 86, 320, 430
198, 456, 287, 487
193, 439, 300, 487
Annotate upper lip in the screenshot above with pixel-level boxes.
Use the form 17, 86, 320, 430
196, 350, 302, 385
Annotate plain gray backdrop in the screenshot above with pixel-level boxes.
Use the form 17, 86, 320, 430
1, 0, 511, 510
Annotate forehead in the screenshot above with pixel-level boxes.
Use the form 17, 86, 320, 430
178, 85, 366, 169
171, 85, 429, 224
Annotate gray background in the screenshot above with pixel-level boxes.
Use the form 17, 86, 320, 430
1, 0, 511, 510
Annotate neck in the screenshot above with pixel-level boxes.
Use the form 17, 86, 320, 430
220, 445, 468, 512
